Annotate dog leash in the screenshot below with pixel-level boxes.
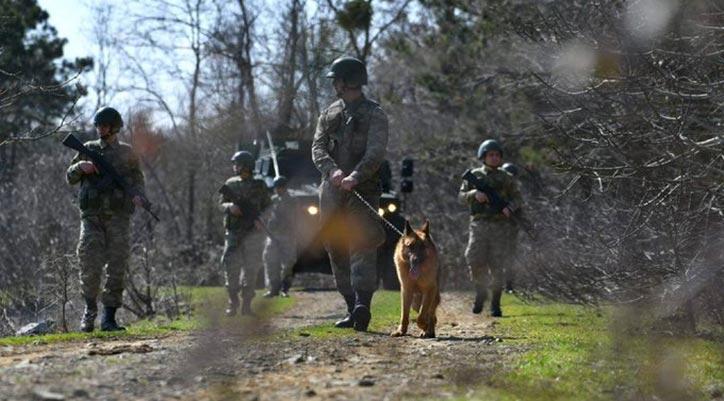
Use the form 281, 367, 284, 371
352, 189, 405, 237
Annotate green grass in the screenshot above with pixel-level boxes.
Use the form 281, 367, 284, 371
0, 316, 197, 347
472, 295, 722, 401
0, 287, 295, 347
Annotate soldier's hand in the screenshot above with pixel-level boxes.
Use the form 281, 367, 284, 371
502, 207, 512, 218
474, 191, 489, 204
78, 161, 98, 175
132, 196, 144, 208
330, 169, 345, 187
254, 220, 263, 231
340, 175, 358, 191
229, 205, 243, 216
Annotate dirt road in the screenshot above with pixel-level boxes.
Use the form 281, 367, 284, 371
0, 291, 518, 401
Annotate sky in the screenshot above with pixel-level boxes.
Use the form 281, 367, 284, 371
33, 0, 424, 128
38, 0, 93, 61
35, 0, 292, 127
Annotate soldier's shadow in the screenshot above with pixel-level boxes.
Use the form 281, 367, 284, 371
434, 334, 497, 342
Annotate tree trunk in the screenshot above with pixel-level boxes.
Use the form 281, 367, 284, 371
277, 0, 301, 128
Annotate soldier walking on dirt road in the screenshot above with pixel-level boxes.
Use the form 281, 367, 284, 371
312, 56, 389, 332
459, 139, 523, 317
66, 107, 146, 332
219, 151, 272, 316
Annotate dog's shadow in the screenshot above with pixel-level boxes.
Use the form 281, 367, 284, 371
434, 334, 498, 342
383, 333, 506, 342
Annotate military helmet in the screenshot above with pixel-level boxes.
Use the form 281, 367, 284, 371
477, 139, 504, 159
501, 163, 519, 176
325, 56, 367, 86
273, 176, 289, 189
93, 107, 123, 133
231, 150, 255, 170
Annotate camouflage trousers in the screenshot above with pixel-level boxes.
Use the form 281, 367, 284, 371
221, 229, 265, 302
77, 214, 131, 308
465, 218, 517, 292
320, 181, 385, 296
262, 236, 296, 292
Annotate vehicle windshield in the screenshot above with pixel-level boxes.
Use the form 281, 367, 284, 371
258, 140, 320, 186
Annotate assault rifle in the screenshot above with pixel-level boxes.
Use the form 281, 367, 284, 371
461, 169, 535, 240
218, 184, 279, 243
62, 133, 160, 222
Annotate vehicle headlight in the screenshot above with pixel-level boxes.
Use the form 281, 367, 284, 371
307, 205, 319, 215
378, 208, 385, 216
387, 203, 397, 213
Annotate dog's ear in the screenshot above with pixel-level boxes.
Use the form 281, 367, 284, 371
403, 220, 414, 237
421, 219, 430, 236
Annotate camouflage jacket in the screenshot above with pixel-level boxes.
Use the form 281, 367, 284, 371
459, 165, 523, 220
219, 175, 272, 231
311, 95, 388, 191
66, 138, 145, 218
266, 192, 298, 239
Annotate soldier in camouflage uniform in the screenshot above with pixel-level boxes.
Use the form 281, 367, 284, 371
67, 107, 145, 332
219, 151, 272, 316
312, 56, 388, 332
459, 139, 523, 317
262, 176, 298, 298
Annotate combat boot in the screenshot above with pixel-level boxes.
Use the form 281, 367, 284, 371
352, 291, 373, 332
490, 288, 503, 317
225, 289, 240, 316
334, 294, 356, 328
472, 289, 486, 314
240, 296, 254, 316
263, 283, 280, 298
100, 306, 126, 332
280, 277, 292, 297
225, 298, 239, 316
79, 298, 97, 333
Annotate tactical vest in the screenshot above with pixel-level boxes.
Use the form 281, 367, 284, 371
469, 168, 514, 219
327, 98, 381, 184
222, 177, 270, 231
77, 141, 136, 215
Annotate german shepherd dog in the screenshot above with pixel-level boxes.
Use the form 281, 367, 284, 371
391, 220, 440, 338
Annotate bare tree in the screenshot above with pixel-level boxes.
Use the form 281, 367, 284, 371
87, 0, 116, 110
208, 0, 263, 143
275, 0, 304, 129
324, 0, 413, 61
124, 0, 213, 243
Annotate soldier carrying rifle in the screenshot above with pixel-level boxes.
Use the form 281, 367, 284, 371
218, 151, 271, 316
459, 139, 524, 318
66, 107, 146, 332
